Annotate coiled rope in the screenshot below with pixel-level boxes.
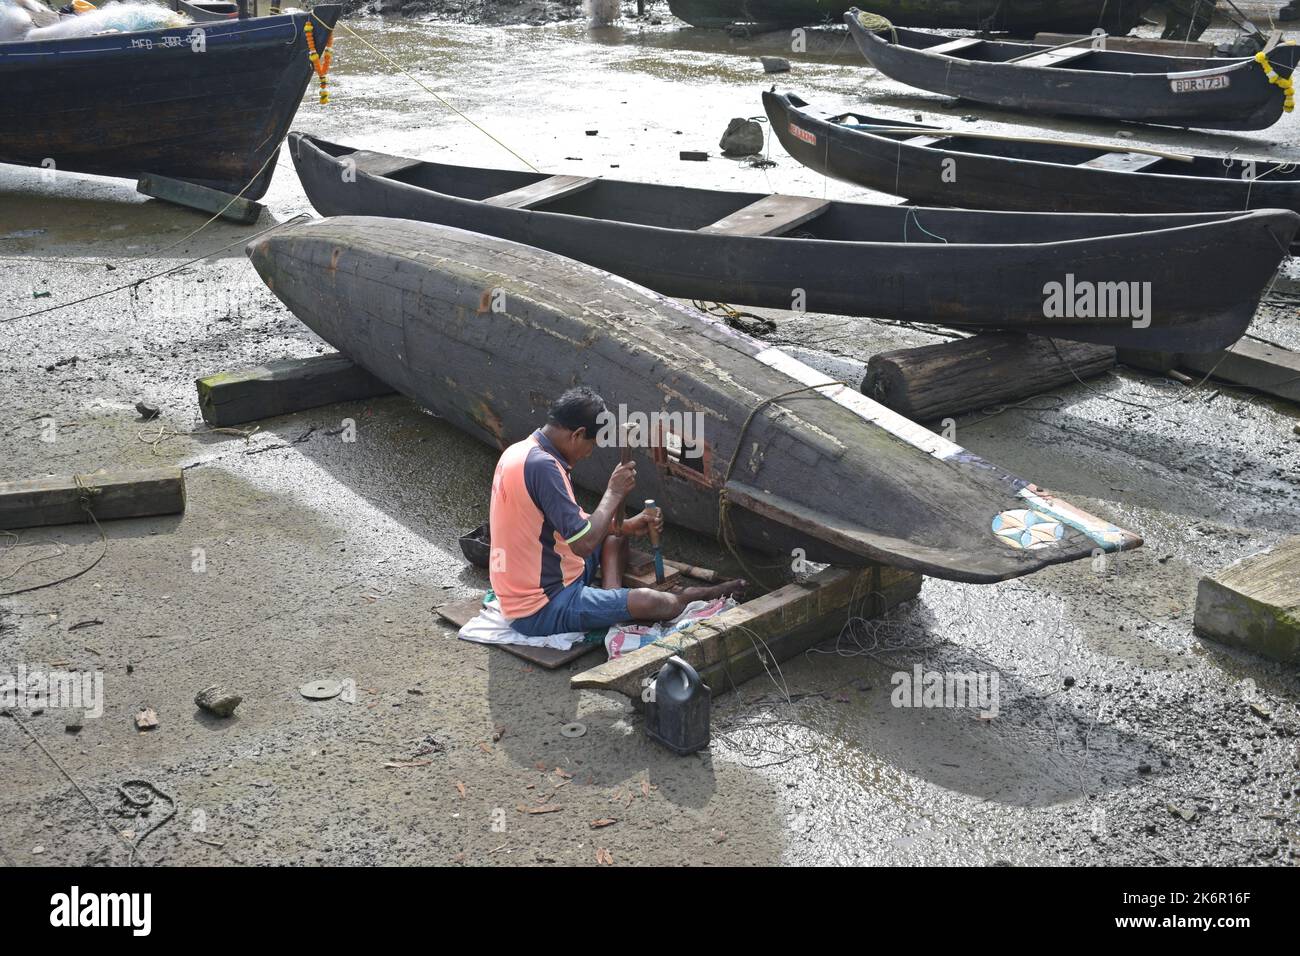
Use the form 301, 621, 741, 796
854, 9, 897, 42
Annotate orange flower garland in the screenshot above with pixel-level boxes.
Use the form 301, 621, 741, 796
305, 21, 334, 105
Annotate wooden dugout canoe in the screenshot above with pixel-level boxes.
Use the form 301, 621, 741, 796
667, 0, 1153, 34
764, 89, 1300, 229
844, 7, 1300, 131
0, 5, 340, 200
289, 132, 1299, 352
246, 216, 1141, 582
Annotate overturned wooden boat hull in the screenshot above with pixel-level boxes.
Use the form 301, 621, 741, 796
844, 8, 1299, 130
290, 133, 1297, 351
668, 0, 1152, 33
764, 90, 1300, 230
247, 216, 1141, 582
0, 6, 340, 199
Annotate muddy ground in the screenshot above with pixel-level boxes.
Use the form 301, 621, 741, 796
0, 10, 1297, 867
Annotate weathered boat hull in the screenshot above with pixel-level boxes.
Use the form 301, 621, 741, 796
764, 90, 1300, 228
844, 9, 1299, 130
289, 132, 1298, 352
0, 6, 340, 199
669, 0, 1152, 33
247, 216, 1141, 582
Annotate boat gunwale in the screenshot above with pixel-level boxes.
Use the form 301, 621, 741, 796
771, 91, 1300, 197
0, 6, 334, 58
847, 13, 1277, 79
291, 131, 1296, 253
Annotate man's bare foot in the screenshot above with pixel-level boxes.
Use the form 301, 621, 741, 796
679, 579, 747, 604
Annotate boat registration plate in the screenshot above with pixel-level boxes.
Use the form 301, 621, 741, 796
1169, 74, 1230, 93
788, 123, 817, 146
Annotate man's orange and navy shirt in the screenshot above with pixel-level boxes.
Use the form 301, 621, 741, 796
489, 430, 592, 619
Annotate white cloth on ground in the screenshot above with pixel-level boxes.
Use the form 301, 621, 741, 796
456, 592, 737, 657
456, 592, 589, 651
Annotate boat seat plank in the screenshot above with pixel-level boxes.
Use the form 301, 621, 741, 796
927, 37, 983, 56
482, 174, 598, 209
699, 194, 830, 237
1012, 46, 1094, 68
1080, 151, 1166, 173
346, 150, 425, 179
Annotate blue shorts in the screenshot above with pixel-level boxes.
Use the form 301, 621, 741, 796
509, 544, 631, 637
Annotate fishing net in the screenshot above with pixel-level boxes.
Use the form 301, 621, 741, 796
15, 1, 190, 42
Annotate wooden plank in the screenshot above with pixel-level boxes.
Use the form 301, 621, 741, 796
1119, 340, 1300, 403
195, 353, 396, 427
435, 596, 603, 669
927, 37, 983, 56
699, 194, 829, 237
137, 173, 262, 225
1195, 536, 1300, 663
1080, 151, 1167, 173
435, 596, 483, 629
346, 150, 424, 179
0, 468, 185, 530
571, 564, 922, 701
864, 333, 1115, 421
1012, 46, 1094, 68
482, 175, 597, 210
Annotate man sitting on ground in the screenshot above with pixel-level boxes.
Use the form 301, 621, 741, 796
489, 387, 745, 637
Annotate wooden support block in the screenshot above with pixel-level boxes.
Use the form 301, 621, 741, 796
1195, 536, 1300, 664
0, 467, 185, 530
137, 174, 263, 225
1119, 340, 1300, 403
571, 564, 922, 703
865, 332, 1115, 421
195, 352, 396, 426
1180, 340, 1300, 404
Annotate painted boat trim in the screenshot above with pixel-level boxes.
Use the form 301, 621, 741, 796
1017, 485, 1135, 551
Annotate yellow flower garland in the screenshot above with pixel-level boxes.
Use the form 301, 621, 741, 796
1255, 49, 1294, 113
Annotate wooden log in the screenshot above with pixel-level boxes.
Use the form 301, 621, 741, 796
195, 353, 396, 426
864, 333, 1115, 421
571, 564, 922, 703
0, 468, 185, 530
1118, 339, 1300, 403
137, 174, 263, 226
1195, 536, 1300, 664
